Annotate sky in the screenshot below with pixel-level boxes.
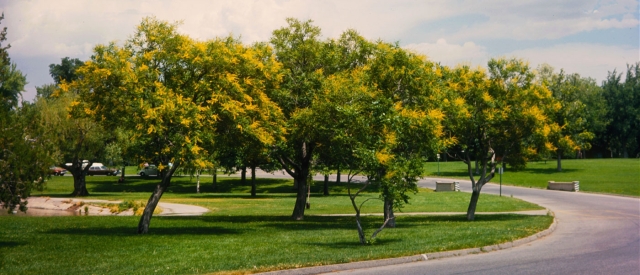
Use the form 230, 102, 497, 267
2, 0, 638, 102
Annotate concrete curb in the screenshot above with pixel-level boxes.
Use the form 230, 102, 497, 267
260, 211, 557, 275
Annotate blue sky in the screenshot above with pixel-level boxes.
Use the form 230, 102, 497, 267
2, 0, 638, 102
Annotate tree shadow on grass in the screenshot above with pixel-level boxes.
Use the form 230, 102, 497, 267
85, 176, 380, 199
189, 193, 354, 200
0, 241, 25, 248
44, 224, 242, 236
523, 168, 581, 174
307, 238, 402, 248
398, 214, 537, 223
167, 215, 362, 231
432, 171, 470, 178
89, 177, 301, 195
39, 213, 538, 238
188, 194, 296, 199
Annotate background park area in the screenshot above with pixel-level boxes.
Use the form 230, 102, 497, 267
1, 158, 637, 274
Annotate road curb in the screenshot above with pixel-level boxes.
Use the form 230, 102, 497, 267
260, 211, 557, 275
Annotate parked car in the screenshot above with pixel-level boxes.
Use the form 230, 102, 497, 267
138, 165, 160, 177
49, 166, 67, 176
87, 165, 120, 176
64, 159, 90, 169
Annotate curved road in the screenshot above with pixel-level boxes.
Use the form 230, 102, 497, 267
319, 178, 640, 275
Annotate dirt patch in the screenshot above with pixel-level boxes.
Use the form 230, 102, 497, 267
20, 197, 208, 216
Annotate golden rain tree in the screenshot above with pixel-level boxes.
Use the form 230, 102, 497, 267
537, 65, 596, 170
363, 41, 449, 227
269, 19, 446, 222
442, 58, 559, 221
310, 68, 392, 243
67, 17, 284, 233
212, 42, 285, 197
269, 18, 345, 220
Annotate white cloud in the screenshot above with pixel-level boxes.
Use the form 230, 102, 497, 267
404, 39, 489, 67
2, 0, 637, 102
406, 40, 639, 83
442, 0, 639, 42
506, 43, 639, 83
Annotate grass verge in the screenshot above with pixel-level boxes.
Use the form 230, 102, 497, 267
0, 174, 553, 274
0, 214, 552, 274
424, 159, 639, 197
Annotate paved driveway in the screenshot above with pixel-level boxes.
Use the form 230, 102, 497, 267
317, 178, 640, 275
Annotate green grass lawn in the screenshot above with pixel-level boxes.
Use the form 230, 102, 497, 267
32, 175, 544, 214
0, 175, 552, 274
424, 158, 640, 197
0, 214, 550, 274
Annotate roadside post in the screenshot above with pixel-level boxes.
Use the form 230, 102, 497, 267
499, 163, 503, 196
437, 154, 440, 176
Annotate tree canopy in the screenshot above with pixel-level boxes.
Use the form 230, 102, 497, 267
442, 58, 558, 220
0, 13, 55, 213
601, 63, 640, 158
49, 57, 84, 85
68, 17, 285, 233
537, 65, 596, 170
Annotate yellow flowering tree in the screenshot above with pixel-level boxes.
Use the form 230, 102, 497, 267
363, 41, 448, 227
537, 65, 595, 170
442, 58, 558, 221
269, 18, 336, 220
212, 42, 285, 197
68, 18, 284, 233
311, 68, 392, 243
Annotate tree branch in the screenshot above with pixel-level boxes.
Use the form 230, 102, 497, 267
371, 214, 394, 239
277, 156, 298, 178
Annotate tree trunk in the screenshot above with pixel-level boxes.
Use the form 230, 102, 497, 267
281, 142, 314, 220
241, 166, 246, 184
383, 199, 395, 228
475, 159, 479, 175
70, 171, 90, 196
557, 152, 562, 171
137, 164, 178, 234
196, 170, 200, 194
291, 165, 310, 220
212, 167, 217, 191
355, 214, 366, 244
250, 166, 257, 197
466, 189, 481, 221
348, 183, 367, 244
119, 165, 126, 183
323, 174, 329, 196
67, 160, 91, 197
336, 166, 341, 185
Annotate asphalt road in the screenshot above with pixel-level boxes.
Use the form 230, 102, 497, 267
320, 178, 640, 275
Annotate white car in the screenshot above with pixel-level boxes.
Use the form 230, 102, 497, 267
138, 165, 160, 177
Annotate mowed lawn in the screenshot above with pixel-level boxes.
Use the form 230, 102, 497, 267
0, 175, 552, 274
425, 159, 640, 197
